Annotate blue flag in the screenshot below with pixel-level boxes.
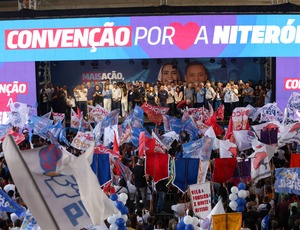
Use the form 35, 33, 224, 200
91, 153, 111, 187
123, 105, 144, 130
275, 168, 300, 195
182, 136, 212, 160
168, 115, 182, 134
181, 118, 199, 141
100, 109, 119, 138
0, 189, 25, 217
20, 209, 38, 230
173, 157, 199, 193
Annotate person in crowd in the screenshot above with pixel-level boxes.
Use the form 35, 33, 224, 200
176, 99, 192, 113
155, 179, 168, 213
145, 86, 157, 106
112, 83, 121, 111
242, 82, 254, 106
57, 87, 67, 113
86, 81, 94, 106
138, 81, 145, 104
276, 194, 290, 230
289, 206, 300, 229
102, 84, 112, 111
133, 86, 143, 107
264, 84, 272, 104
157, 85, 168, 107
195, 82, 206, 108
132, 158, 148, 211
261, 203, 272, 230
92, 84, 103, 106
184, 83, 195, 108
39, 88, 48, 115
174, 86, 183, 114
128, 85, 135, 111
121, 84, 128, 117
184, 61, 208, 86
73, 83, 87, 116
166, 84, 175, 116
46, 83, 54, 111
243, 203, 259, 230
104, 79, 113, 90
205, 82, 216, 108
66, 94, 76, 119
230, 83, 239, 111
157, 63, 181, 86
214, 81, 223, 110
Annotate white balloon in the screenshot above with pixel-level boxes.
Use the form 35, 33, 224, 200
229, 193, 237, 201
231, 186, 238, 194
109, 224, 118, 230
113, 211, 122, 219
184, 215, 193, 225
118, 193, 128, 203
229, 201, 238, 211
107, 216, 115, 224
238, 190, 247, 199
122, 214, 128, 222
192, 217, 199, 226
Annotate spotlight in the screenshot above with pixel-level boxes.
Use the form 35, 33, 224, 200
210, 58, 215, 64
141, 60, 149, 69
91, 60, 98, 69
231, 58, 236, 64
221, 59, 227, 68
253, 58, 259, 64
129, 60, 135, 65
105, 60, 111, 66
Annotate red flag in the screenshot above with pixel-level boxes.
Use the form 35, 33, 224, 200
213, 158, 237, 183
205, 112, 223, 136
145, 152, 169, 183
216, 104, 225, 120
290, 153, 300, 167
113, 131, 119, 152
77, 106, 82, 118
141, 103, 169, 125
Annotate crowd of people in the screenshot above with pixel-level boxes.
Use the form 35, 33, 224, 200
38, 61, 273, 120
1, 61, 295, 230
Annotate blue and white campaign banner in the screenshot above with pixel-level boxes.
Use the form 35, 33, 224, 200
275, 168, 300, 195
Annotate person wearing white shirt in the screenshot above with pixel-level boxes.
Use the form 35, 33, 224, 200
112, 83, 121, 111
73, 83, 87, 116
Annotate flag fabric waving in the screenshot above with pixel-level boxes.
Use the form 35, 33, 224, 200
141, 103, 169, 125
145, 151, 169, 183
91, 153, 111, 187
0, 189, 25, 217
3, 135, 93, 229
212, 158, 237, 183
172, 157, 199, 193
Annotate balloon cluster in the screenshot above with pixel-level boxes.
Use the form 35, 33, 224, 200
107, 193, 129, 230
176, 215, 200, 230
229, 182, 248, 212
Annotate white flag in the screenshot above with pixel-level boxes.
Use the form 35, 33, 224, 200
219, 140, 237, 158
233, 130, 258, 151
3, 135, 93, 229
56, 143, 118, 225
204, 127, 219, 150
249, 146, 271, 183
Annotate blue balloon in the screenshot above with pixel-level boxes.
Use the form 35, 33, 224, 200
238, 182, 246, 190
185, 224, 194, 230
236, 197, 246, 206
115, 218, 125, 227
116, 201, 125, 210
177, 222, 186, 230
121, 206, 129, 215
110, 193, 118, 201
236, 205, 245, 212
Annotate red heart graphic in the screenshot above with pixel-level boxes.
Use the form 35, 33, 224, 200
169, 22, 200, 50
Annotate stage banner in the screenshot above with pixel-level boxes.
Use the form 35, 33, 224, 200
275, 168, 300, 195
189, 182, 211, 220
